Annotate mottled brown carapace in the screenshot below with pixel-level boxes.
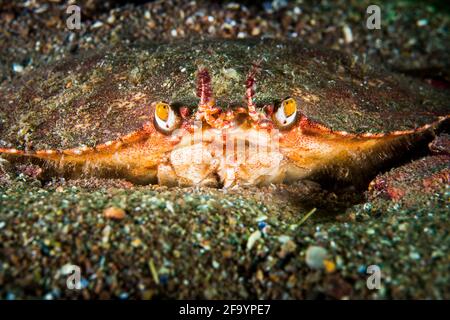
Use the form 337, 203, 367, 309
0, 40, 448, 187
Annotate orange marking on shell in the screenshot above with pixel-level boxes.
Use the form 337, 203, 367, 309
79, 146, 92, 153
335, 131, 350, 136
299, 117, 332, 135
121, 131, 143, 143
360, 132, 385, 138
63, 149, 83, 156
296, 112, 449, 142
391, 130, 411, 136
105, 141, 114, 146
7, 148, 21, 154
98, 141, 120, 151
84, 127, 152, 154
315, 123, 331, 132
36, 150, 56, 156
0, 148, 18, 154
96, 140, 121, 151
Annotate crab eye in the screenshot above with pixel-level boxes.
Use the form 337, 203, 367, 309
274, 97, 298, 128
154, 102, 180, 133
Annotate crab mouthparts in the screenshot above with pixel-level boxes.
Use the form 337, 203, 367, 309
157, 126, 292, 188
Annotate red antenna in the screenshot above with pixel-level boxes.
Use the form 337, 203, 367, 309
196, 67, 213, 106
245, 60, 262, 121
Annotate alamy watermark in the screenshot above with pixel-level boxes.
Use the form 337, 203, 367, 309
366, 265, 382, 290
66, 5, 81, 30
65, 4, 381, 31
169, 120, 281, 166
366, 5, 381, 30
61, 264, 82, 290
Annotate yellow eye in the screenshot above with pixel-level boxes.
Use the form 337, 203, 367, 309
156, 102, 170, 121
283, 98, 296, 117
154, 102, 179, 133
274, 98, 298, 128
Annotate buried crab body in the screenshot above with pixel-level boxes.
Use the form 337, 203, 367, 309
0, 39, 448, 187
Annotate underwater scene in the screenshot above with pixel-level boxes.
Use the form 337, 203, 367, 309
0, 0, 449, 301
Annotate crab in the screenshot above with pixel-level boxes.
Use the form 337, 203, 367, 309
0, 39, 448, 188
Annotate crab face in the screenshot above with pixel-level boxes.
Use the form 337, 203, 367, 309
150, 102, 296, 187
0, 63, 445, 188
124, 67, 435, 188
143, 66, 313, 187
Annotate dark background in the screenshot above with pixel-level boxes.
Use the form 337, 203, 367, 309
1, 0, 449, 83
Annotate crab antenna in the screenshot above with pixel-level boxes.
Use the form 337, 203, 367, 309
196, 67, 227, 128
246, 60, 262, 122
196, 67, 213, 106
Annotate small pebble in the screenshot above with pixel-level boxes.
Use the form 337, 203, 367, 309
131, 238, 142, 247
91, 21, 104, 29
409, 252, 421, 260
44, 293, 54, 300
323, 259, 336, 273
159, 274, 169, 285
103, 207, 126, 220
257, 221, 267, 230
398, 222, 409, 231
80, 278, 89, 289
12, 63, 24, 73
342, 25, 353, 43
246, 230, 261, 251
278, 235, 291, 243
357, 265, 367, 273
119, 292, 129, 300
305, 245, 328, 269
6, 293, 16, 300
416, 19, 428, 27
